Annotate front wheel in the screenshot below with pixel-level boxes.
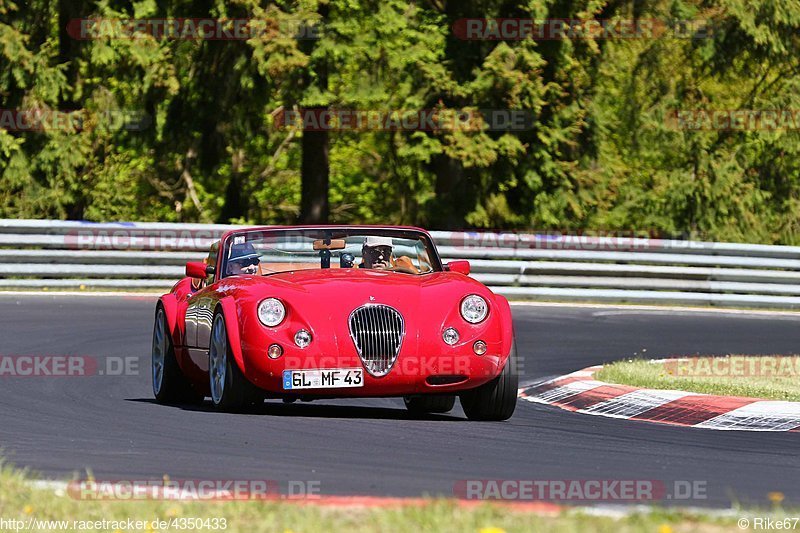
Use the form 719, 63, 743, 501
460, 340, 519, 421
208, 311, 263, 412
403, 395, 456, 414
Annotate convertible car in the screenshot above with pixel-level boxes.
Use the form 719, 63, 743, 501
152, 226, 518, 420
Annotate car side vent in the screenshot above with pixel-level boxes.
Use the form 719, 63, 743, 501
348, 305, 405, 377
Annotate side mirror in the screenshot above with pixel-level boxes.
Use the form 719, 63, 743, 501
186, 261, 208, 279
446, 260, 470, 275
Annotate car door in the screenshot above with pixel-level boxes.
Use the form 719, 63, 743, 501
184, 241, 219, 349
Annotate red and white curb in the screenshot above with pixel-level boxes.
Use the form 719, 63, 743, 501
519, 365, 800, 432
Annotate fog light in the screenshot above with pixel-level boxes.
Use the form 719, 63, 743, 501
442, 327, 459, 346
294, 329, 312, 348
267, 344, 283, 359
473, 340, 487, 355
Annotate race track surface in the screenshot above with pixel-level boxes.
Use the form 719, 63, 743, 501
0, 295, 798, 508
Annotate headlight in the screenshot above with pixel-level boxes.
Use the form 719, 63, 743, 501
258, 298, 286, 327
460, 294, 488, 324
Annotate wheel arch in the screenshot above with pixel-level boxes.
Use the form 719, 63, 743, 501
157, 294, 179, 344
215, 297, 246, 374
492, 293, 515, 359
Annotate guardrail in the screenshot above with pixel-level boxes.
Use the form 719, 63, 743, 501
1, 219, 800, 309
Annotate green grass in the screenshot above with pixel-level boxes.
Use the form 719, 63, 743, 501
596, 356, 800, 401
0, 463, 784, 533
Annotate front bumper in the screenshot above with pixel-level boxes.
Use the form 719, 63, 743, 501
239, 347, 505, 397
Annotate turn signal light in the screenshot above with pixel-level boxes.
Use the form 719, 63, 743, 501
267, 344, 283, 359
443, 327, 459, 346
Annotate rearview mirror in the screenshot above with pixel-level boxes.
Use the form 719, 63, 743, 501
446, 260, 470, 275
185, 261, 208, 279
313, 239, 346, 251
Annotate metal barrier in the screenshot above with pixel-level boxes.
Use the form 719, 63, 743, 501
2, 219, 800, 309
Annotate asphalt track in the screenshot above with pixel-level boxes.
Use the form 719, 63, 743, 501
1, 294, 798, 508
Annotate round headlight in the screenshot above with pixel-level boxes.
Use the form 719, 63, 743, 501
443, 327, 460, 346
460, 294, 488, 324
258, 298, 286, 327
294, 329, 312, 348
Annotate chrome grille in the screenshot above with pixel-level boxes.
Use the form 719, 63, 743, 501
348, 305, 404, 377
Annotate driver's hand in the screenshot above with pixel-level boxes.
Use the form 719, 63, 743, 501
241, 264, 258, 275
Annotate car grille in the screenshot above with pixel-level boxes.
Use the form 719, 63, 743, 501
348, 304, 405, 377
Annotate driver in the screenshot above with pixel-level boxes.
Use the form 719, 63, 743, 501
226, 242, 260, 276
361, 236, 394, 270
360, 236, 418, 272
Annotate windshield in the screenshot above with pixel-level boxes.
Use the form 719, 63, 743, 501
220, 228, 440, 278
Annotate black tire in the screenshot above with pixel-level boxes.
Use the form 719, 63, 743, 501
460, 340, 519, 421
403, 395, 456, 414
152, 306, 204, 405
208, 311, 263, 412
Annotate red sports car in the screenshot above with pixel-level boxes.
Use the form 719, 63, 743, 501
152, 226, 518, 420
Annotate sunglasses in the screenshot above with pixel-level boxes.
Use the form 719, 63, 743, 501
235, 257, 259, 267
365, 246, 392, 257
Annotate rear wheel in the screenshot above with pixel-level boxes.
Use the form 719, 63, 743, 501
460, 340, 519, 421
403, 395, 456, 414
209, 311, 263, 412
152, 307, 203, 405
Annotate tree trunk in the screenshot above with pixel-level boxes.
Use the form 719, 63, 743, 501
59, 0, 85, 219
430, 154, 468, 229
298, 4, 330, 224
58, 0, 83, 108
299, 126, 330, 223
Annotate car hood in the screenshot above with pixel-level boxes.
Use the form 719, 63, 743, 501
221, 267, 494, 316
218, 267, 508, 364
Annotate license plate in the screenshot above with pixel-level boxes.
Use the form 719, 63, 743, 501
282, 368, 364, 390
